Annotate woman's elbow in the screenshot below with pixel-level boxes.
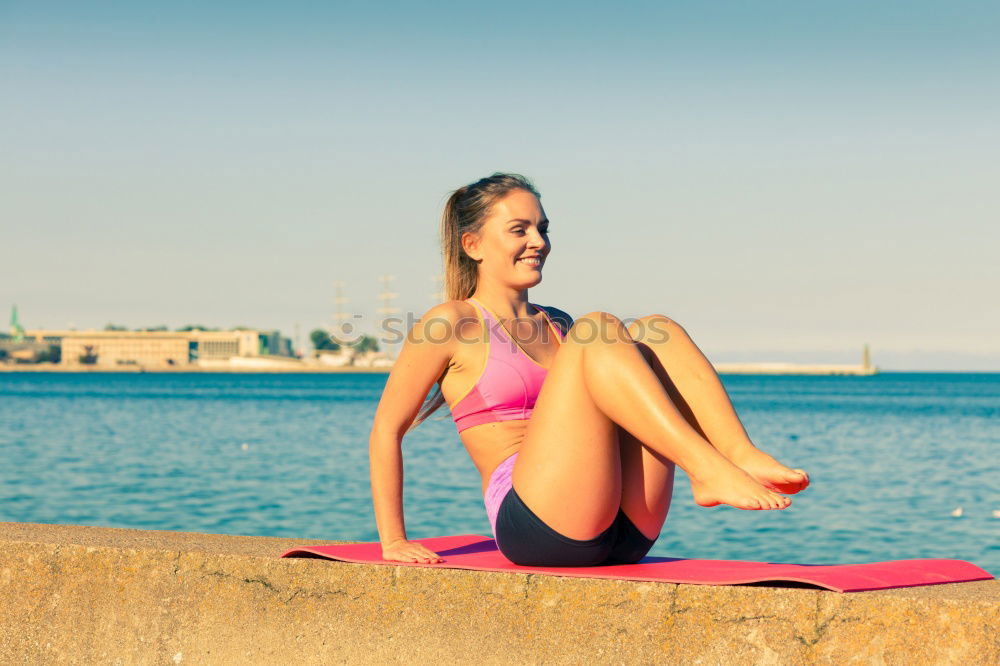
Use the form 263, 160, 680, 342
369, 420, 407, 448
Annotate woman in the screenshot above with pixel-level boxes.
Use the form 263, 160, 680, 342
369, 173, 809, 567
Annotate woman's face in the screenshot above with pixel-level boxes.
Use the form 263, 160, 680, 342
464, 189, 551, 290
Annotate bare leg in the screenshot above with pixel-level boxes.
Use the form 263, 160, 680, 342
615, 406, 677, 540
514, 312, 790, 542
627, 315, 809, 495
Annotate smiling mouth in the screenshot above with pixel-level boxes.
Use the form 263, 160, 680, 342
517, 257, 543, 266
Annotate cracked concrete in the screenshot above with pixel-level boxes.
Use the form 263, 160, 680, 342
0, 521, 996, 664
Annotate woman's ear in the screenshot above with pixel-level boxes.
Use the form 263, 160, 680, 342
461, 230, 483, 263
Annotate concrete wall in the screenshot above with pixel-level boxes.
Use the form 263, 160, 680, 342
1, 522, 996, 665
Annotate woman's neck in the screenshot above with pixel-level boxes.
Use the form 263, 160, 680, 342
469, 288, 535, 320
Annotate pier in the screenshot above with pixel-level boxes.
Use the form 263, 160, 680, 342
1, 522, 994, 664
713, 344, 878, 375
712, 362, 877, 376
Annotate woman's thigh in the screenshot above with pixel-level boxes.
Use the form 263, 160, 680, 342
511, 314, 626, 541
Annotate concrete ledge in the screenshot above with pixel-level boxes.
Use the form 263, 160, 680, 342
1, 522, 996, 664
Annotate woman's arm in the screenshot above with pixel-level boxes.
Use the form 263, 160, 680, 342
369, 301, 461, 563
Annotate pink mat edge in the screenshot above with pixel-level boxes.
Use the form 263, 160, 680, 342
278, 535, 995, 594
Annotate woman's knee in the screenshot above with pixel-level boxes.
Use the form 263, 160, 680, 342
627, 314, 685, 345
568, 311, 632, 345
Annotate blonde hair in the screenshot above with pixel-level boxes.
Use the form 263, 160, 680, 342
407, 172, 541, 432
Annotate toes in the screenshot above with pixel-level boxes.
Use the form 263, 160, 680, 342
767, 493, 789, 509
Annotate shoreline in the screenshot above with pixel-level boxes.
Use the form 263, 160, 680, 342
0, 364, 391, 374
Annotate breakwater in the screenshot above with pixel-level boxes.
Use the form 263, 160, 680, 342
1, 522, 996, 664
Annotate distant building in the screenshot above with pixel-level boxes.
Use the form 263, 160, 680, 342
9, 328, 293, 369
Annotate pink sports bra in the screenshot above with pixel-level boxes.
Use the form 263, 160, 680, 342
449, 297, 566, 433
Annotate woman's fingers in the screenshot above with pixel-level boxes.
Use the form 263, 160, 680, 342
409, 547, 442, 563
382, 541, 444, 564
398, 552, 442, 563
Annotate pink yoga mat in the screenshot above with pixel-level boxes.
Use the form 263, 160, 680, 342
281, 534, 994, 593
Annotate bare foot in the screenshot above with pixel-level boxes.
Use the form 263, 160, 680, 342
729, 448, 810, 495
688, 459, 792, 510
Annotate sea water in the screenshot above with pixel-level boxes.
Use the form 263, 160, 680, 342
0, 371, 996, 573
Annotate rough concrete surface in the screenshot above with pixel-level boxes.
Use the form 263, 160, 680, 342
0, 522, 996, 665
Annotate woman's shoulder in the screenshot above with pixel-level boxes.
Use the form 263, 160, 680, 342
535, 304, 574, 335
421, 299, 479, 321
415, 300, 481, 339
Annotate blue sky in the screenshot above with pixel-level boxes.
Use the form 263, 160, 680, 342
2, 2, 998, 369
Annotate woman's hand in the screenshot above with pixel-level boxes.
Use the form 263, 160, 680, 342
381, 538, 444, 564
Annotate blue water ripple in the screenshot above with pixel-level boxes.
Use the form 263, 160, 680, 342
0, 371, 996, 573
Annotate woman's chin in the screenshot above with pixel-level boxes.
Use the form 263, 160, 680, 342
505, 267, 544, 288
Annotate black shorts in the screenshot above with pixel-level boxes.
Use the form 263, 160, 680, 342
494, 485, 657, 567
